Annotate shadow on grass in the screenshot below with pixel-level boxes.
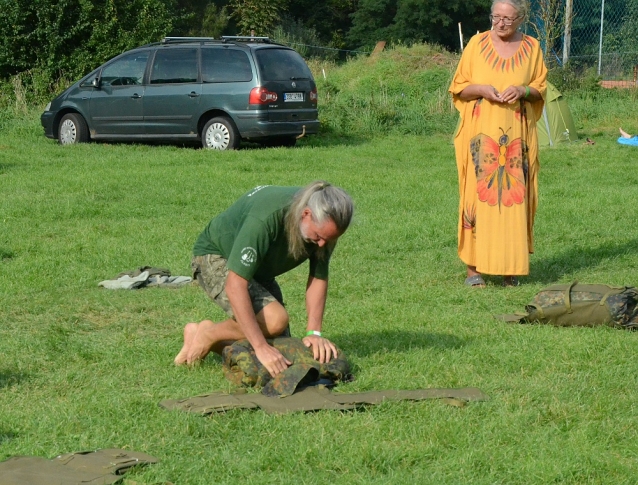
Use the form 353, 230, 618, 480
530, 238, 638, 284
0, 162, 15, 173
0, 430, 17, 445
0, 370, 28, 388
297, 133, 371, 148
337, 330, 466, 358
241, 131, 373, 149
84, 132, 370, 151
1, 249, 15, 261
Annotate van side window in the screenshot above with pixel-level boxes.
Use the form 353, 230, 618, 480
201, 48, 252, 83
151, 48, 198, 84
100, 52, 149, 86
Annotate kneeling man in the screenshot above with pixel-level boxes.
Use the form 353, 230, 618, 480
174, 181, 354, 377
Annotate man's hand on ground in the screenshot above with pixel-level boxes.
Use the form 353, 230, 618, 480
255, 344, 292, 377
303, 335, 337, 364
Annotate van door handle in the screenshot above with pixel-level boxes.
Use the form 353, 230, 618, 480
131, 93, 141, 99
188, 92, 200, 98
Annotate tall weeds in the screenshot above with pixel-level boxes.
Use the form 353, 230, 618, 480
309, 44, 459, 137
11, 74, 27, 114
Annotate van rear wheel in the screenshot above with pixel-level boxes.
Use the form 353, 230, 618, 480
202, 117, 239, 150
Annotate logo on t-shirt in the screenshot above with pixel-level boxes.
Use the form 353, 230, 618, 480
240, 247, 257, 266
247, 185, 271, 197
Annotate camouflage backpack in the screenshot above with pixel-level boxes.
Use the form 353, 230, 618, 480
497, 282, 638, 329
222, 337, 351, 397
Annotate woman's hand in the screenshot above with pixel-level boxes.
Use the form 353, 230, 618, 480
481, 85, 502, 103
498, 85, 526, 104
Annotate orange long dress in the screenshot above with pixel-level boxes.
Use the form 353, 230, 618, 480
449, 32, 547, 276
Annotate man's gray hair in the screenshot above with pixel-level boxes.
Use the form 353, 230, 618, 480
492, 0, 528, 18
285, 180, 354, 260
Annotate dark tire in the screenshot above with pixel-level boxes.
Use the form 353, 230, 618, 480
201, 116, 239, 150
58, 113, 89, 145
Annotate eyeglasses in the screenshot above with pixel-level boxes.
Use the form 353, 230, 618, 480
490, 15, 521, 26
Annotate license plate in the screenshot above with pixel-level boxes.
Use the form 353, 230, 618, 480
284, 92, 304, 102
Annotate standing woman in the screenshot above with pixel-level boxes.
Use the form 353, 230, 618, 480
449, 0, 547, 287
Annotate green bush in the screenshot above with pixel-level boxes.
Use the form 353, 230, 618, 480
0, 0, 176, 87
547, 64, 602, 94
273, 18, 339, 61
310, 43, 459, 137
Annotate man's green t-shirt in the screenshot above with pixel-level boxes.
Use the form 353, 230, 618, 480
193, 185, 331, 282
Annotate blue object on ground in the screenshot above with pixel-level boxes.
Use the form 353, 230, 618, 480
617, 136, 638, 146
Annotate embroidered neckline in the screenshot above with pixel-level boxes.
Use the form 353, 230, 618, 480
478, 32, 533, 73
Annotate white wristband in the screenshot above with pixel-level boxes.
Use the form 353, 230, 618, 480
306, 330, 322, 337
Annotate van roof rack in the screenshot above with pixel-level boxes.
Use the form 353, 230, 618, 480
221, 35, 271, 44
161, 37, 216, 44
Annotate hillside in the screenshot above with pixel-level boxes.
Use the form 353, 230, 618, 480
308, 44, 460, 137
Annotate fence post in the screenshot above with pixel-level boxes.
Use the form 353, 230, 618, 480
371, 41, 386, 56
597, 0, 605, 76
562, 0, 573, 65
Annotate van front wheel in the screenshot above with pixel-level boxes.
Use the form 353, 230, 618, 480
58, 113, 89, 145
202, 117, 239, 150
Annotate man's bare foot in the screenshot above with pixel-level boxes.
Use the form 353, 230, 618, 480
174, 322, 199, 365
620, 127, 633, 139
185, 319, 218, 364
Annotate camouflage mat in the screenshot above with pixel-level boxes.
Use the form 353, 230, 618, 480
222, 337, 352, 397
0, 448, 159, 485
159, 385, 490, 415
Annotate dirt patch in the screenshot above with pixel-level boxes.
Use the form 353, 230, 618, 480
599, 80, 637, 89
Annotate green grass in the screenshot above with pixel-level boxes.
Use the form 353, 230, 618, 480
1, 103, 638, 485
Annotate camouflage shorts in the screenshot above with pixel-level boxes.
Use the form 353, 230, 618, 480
191, 254, 284, 319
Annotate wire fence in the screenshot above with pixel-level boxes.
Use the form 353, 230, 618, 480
529, 0, 638, 85
277, 1, 638, 86
270, 39, 373, 61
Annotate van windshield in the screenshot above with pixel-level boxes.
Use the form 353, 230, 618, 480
255, 48, 313, 82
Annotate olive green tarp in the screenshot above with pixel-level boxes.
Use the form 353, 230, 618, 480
0, 449, 160, 485
159, 385, 490, 415
537, 81, 578, 147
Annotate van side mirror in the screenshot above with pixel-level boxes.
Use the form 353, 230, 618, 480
91, 78, 101, 88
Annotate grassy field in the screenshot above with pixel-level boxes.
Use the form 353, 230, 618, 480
1, 105, 638, 485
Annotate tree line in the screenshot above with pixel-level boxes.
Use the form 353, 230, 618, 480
0, 0, 492, 84
4, 0, 634, 89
